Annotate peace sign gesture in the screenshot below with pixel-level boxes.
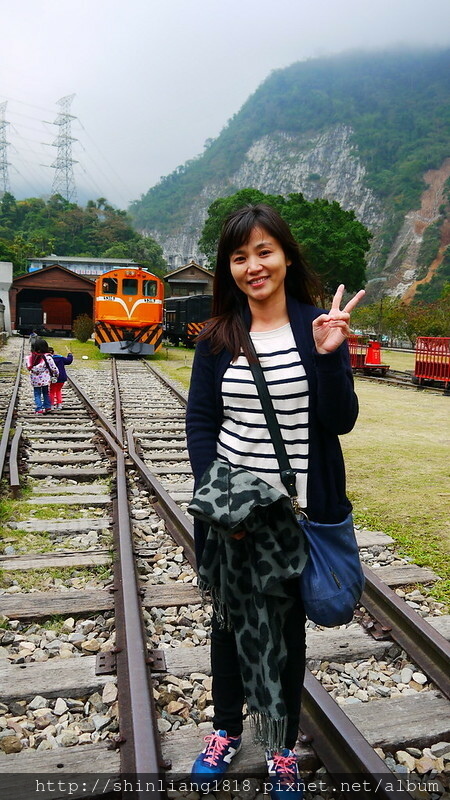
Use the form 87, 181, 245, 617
313, 284, 365, 355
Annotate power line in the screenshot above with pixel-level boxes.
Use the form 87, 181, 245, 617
76, 119, 132, 207
3, 91, 134, 208
0, 101, 11, 195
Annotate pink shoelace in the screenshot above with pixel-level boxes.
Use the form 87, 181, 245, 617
271, 752, 298, 782
202, 732, 234, 766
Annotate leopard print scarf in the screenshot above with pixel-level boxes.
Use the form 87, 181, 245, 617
188, 459, 308, 751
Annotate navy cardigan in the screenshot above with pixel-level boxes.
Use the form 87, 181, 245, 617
186, 295, 358, 566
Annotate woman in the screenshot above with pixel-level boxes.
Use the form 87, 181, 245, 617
26, 338, 59, 414
186, 204, 364, 797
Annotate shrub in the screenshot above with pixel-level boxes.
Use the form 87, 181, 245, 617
73, 314, 94, 343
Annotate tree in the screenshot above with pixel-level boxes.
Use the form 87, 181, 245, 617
198, 189, 370, 292
352, 297, 450, 344
281, 194, 370, 293
0, 192, 168, 275
102, 238, 168, 277
73, 314, 94, 343
0, 192, 18, 230
0, 238, 15, 262
199, 189, 269, 266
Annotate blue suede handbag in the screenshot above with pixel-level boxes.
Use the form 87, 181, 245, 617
247, 338, 365, 628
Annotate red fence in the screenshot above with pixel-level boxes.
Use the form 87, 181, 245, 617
415, 337, 450, 384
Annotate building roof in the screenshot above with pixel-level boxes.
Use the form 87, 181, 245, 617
28, 255, 138, 266
164, 260, 214, 282
12, 263, 96, 290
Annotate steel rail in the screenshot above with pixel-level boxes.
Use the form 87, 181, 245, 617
362, 564, 450, 700
67, 374, 122, 447
67, 370, 164, 797
98, 427, 163, 794
111, 359, 124, 446
8, 423, 22, 497
300, 671, 414, 800
126, 429, 196, 568
355, 373, 445, 394
0, 338, 24, 482
143, 361, 188, 405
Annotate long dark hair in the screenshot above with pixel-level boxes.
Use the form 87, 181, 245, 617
198, 203, 322, 360
29, 338, 50, 368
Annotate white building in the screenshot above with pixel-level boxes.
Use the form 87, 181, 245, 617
27, 255, 138, 279
0, 261, 13, 332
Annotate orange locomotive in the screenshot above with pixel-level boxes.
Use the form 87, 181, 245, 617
93, 267, 164, 355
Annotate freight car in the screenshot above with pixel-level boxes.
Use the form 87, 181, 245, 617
17, 297, 72, 335
164, 294, 212, 347
93, 268, 164, 354
413, 336, 450, 391
17, 302, 43, 334
348, 335, 390, 376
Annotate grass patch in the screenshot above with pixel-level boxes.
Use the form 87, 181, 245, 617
4, 501, 101, 521
0, 498, 14, 523
2, 525, 112, 555
343, 380, 450, 607
0, 565, 111, 591
45, 337, 109, 364
0, 527, 56, 553
383, 349, 416, 372
352, 508, 450, 607
37, 615, 70, 633
151, 344, 194, 390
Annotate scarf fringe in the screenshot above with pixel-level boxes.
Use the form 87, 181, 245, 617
249, 711, 288, 753
197, 579, 233, 631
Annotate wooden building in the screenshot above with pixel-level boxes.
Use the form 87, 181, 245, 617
10, 264, 95, 334
164, 260, 214, 297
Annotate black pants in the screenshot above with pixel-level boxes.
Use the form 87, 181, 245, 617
210, 589, 306, 750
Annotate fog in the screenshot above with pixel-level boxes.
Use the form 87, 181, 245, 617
1, 0, 450, 208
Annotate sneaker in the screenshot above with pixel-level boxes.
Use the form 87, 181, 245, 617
191, 729, 241, 786
266, 748, 303, 800
34, 409, 45, 414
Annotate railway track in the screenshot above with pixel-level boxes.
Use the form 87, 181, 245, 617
355, 368, 448, 394
0, 338, 449, 800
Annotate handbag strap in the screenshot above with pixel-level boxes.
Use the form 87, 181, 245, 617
246, 333, 302, 511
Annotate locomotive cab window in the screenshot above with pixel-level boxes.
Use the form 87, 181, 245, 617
102, 277, 117, 295
143, 280, 157, 297
122, 278, 138, 295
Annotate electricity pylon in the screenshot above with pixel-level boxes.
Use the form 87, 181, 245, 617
51, 94, 77, 202
0, 101, 11, 196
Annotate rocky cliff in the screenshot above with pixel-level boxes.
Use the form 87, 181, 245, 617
153, 124, 386, 271
152, 134, 450, 302
381, 159, 450, 300
133, 49, 450, 299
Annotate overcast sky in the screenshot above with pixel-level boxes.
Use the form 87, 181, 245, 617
1, 0, 450, 209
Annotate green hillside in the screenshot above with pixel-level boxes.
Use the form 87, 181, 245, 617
130, 48, 450, 252
0, 194, 167, 276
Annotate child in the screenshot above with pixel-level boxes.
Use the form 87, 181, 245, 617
26, 338, 59, 414
48, 346, 73, 410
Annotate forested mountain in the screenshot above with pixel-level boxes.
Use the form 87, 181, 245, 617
130, 48, 450, 301
0, 194, 167, 276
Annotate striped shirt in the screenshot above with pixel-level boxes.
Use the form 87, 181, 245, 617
217, 323, 309, 506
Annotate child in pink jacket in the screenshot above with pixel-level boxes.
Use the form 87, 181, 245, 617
26, 338, 59, 414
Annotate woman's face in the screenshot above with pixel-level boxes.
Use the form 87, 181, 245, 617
229, 226, 291, 307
